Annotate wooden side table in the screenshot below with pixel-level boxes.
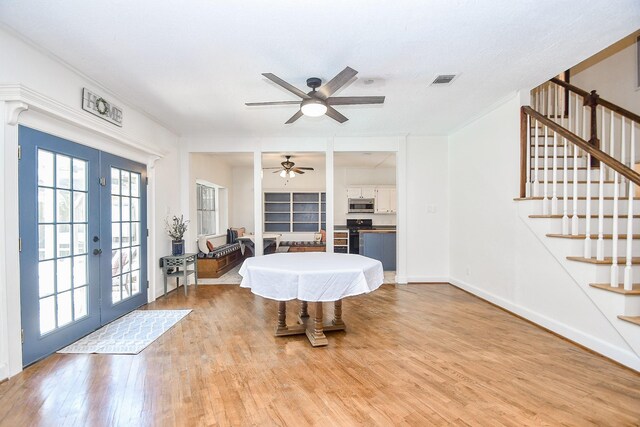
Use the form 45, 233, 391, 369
161, 253, 198, 296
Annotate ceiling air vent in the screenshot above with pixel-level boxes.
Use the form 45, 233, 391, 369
431, 74, 457, 85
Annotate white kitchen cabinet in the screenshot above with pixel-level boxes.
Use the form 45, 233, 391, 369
375, 187, 397, 214
347, 187, 376, 199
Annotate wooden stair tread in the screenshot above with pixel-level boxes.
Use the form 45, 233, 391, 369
590, 283, 640, 295
529, 214, 640, 219
566, 256, 640, 265
547, 233, 640, 239
617, 316, 640, 326
529, 181, 616, 184
533, 167, 589, 170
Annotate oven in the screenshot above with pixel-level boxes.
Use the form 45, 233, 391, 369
347, 219, 373, 254
348, 198, 375, 213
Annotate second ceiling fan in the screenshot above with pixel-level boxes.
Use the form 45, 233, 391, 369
246, 66, 385, 124
264, 155, 313, 178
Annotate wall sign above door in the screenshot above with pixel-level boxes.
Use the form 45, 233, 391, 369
82, 88, 123, 127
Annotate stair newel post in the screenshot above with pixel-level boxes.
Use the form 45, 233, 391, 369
520, 107, 528, 198
562, 133, 569, 235
586, 90, 601, 168
597, 106, 606, 261
542, 124, 550, 215
571, 94, 580, 235
551, 87, 559, 215
584, 150, 592, 258
533, 118, 540, 197
624, 123, 636, 291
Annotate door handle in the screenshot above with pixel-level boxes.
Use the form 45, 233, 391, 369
93, 248, 103, 255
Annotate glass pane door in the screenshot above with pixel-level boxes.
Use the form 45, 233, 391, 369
20, 127, 101, 366
99, 153, 147, 324
19, 127, 148, 366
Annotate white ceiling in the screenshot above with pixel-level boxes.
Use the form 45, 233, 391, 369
199, 152, 395, 169
1, 1, 638, 138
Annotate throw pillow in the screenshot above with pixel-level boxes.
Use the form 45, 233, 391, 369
197, 237, 209, 254
320, 229, 326, 243
231, 227, 246, 237
206, 240, 215, 252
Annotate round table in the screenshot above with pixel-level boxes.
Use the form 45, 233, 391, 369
239, 252, 384, 346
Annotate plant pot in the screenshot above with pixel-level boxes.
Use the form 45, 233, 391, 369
172, 240, 185, 256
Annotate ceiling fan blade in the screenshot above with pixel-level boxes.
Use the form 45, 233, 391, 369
262, 73, 311, 100
291, 169, 306, 174
326, 96, 385, 105
246, 101, 301, 106
325, 106, 349, 123
295, 167, 314, 170
272, 169, 285, 173
285, 110, 304, 124
317, 67, 358, 99
263, 167, 283, 169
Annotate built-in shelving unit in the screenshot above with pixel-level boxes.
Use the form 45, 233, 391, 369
334, 230, 349, 253
264, 192, 326, 233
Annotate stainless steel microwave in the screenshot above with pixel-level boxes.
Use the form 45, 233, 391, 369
348, 198, 375, 213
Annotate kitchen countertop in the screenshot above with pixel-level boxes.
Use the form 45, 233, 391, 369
358, 229, 397, 234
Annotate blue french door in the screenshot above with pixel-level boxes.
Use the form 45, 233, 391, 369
99, 153, 147, 324
19, 126, 147, 366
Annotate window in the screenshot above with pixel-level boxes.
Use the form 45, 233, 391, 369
264, 192, 326, 232
197, 183, 217, 236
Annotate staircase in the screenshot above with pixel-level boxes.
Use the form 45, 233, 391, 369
515, 77, 640, 358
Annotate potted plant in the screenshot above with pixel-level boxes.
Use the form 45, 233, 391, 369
166, 215, 189, 256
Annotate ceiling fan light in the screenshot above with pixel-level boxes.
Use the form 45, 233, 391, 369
300, 99, 327, 117
279, 170, 287, 178
289, 170, 296, 178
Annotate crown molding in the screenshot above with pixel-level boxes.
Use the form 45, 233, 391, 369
0, 84, 168, 158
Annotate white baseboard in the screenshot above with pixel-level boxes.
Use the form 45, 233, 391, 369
449, 276, 640, 372
407, 276, 450, 283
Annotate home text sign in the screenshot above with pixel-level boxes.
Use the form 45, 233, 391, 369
82, 88, 123, 127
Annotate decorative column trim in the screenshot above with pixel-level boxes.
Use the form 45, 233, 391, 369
5, 101, 28, 126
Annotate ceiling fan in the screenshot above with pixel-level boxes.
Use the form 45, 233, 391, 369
246, 66, 385, 124
264, 156, 314, 178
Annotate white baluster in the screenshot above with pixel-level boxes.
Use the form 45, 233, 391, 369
610, 111, 619, 286
621, 117, 627, 192
527, 114, 532, 196
553, 85, 560, 123
624, 123, 636, 290
542, 124, 550, 215
562, 133, 569, 234
533, 118, 540, 197
571, 95, 580, 235
584, 151, 592, 258
552, 130, 559, 215
597, 107, 606, 260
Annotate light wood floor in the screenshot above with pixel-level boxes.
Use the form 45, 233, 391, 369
0, 284, 639, 426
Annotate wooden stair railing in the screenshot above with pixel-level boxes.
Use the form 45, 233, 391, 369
520, 98, 639, 290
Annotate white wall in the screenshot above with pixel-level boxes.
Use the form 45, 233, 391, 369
231, 166, 255, 235
406, 137, 449, 281
0, 27, 180, 378
571, 30, 640, 113
448, 94, 633, 366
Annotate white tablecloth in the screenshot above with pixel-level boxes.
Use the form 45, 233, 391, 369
239, 253, 384, 302
237, 234, 281, 255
